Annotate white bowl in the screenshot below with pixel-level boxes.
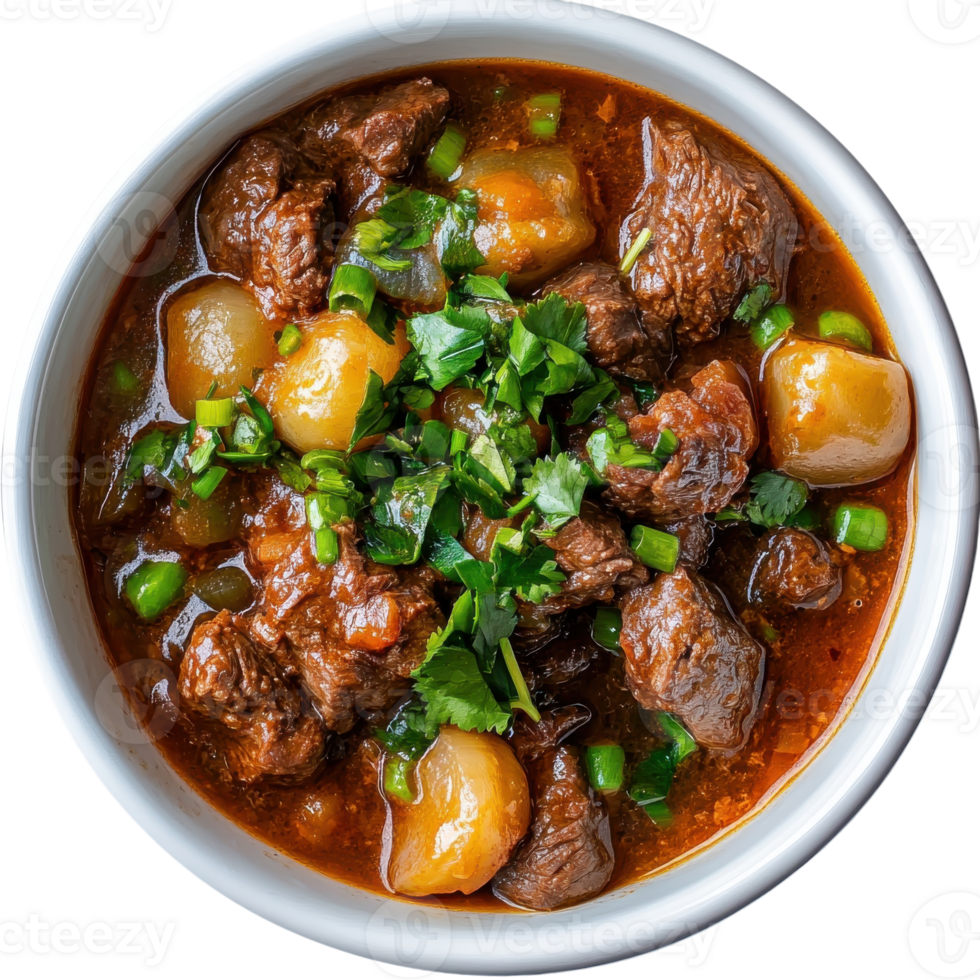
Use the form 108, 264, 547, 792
5, 2, 978, 973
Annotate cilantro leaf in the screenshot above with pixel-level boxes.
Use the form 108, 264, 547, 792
521, 293, 588, 353
375, 702, 437, 760
348, 353, 432, 452
452, 455, 507, 519
437, 188, 485, 279
269, 451, 312, 492
523, 454, 588, 529
469, 433, 516, 493
733, 282, 773, 324
472, 592, 518, 669
490, 534, 565, 602
629, 745, 676, 807
364, 464, 451, 565
376, 187, 450, 249
566, 368, 618, 425
411, 643, 512, 734
508, 316, 547, 376
407, 301, 490, 390
365, 296, 399, 345
124, 428, 177, 485
422, 528, 473, 583
487, 418, 536, 466
745, 470, 809, 528
458, 273, 512, 302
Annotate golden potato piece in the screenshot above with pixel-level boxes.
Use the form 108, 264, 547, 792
460, 146, 595, 287
386, 726, 530, 897
259, 310, 410, 454
762, 334, 911, 486
167, 280, 278, 420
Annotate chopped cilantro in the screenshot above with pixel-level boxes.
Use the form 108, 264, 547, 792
733, 282, 774, 324
521, 292, 588, 352
523, 454, 588, 529
364, 464, 451, 565
375, 701, 437, 761
407, 301, 491, 390
411, 643, 512, 734
437, 187, 486, 279
350, 218, 413, 272
745, 470, 809, 528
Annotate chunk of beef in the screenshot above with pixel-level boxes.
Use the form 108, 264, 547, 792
663, 514, 714, 568
622, 121, 798, 345
179, 610, 325, 782
493, 708, 614, 910
299, 78, 450, 217
534, 500, 649, 617
749, 527, 843, 610
520, 613, 609, 691
199, 132, 335, 320
603, 360, 757, 521
247, 522, 443, 733
461, 502, 645, 633
543, 261, 667, 382
620, 566, 765, 749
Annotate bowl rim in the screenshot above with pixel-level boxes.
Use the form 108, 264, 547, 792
5, 2, 979, 974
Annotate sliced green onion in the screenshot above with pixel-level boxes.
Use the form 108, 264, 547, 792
195, 397, 233, 428
643, 800, 673, 827
620, 227, 652, 274
593, 607, 623, 652
109, 360, 140, 396
312, 527, 339, 564
818, 311, 872, 351
750, 304, 795, 350
300, 449, 346, 472
427, 122, 467, 180
584, 745, 626, 794
239, 386, 274, 439
657, 712, 698, 764
500, 636, 540, 722
124, 560, 187, 621
306, 492, 348, 528
191, 465, 227, 500
832, 504, 888, 551
652, 427, 678, 466
450, 428, 469, 456
306, 492, 347, 564
630, 525, 680, 573
383, 756, 415, 802
328, 263, 377, 317
277, 324, 303, 357
527, 92, 561, 139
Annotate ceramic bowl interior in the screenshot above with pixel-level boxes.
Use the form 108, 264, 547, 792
5, 3, 977, 974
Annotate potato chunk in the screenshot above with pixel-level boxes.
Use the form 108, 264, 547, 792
762, 335, 911, 486
386, 726, 530, 896
459, 146, 595, 287
258, 310, 410, 454
167, 280, 278, 420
